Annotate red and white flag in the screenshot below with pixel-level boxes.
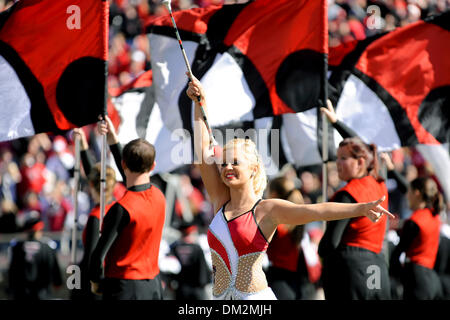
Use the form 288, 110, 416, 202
0, 0, 109, 142
145, 0, 328, 171
328, 11, 450, 150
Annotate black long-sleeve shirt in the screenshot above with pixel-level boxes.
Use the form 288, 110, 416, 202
318, 191, 353, 258
389, 220, 420, 276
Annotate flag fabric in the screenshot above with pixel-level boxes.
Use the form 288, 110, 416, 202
145, 0, 328, 172
110, 70, 192, 176
326, 11, 450, 202
0, 0, 109, 142
328, 11, 450, 151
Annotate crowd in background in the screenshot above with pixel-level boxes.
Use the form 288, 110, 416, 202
0, 0, 449, 300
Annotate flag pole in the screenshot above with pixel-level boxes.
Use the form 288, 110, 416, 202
321, 0, 329, 204
71, 134, 81, 264
321, 110, 328, 203
100, 28, 109, 232
99, 129, 107, 232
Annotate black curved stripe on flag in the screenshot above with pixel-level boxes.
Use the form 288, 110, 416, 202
177, 2, 257, 154
204, 2, 249, 49
352, 68, 419, 146
0, 40, 59, 133
276, 49, 326, 113
328, 33, 386, 102
270, 115, 288, 170
177, 32, 217, 143
418, 86, 450, 144
226, 46, 273, 119
146, 25, 203, 43
425, 10, 450, 31
136, 85, 156, 139
56, 57, 107, 127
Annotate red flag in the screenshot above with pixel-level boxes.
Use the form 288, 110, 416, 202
0, 0, 109, 141
329, 11, 450, 149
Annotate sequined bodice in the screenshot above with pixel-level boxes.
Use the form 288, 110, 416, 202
207, 200, 271, 300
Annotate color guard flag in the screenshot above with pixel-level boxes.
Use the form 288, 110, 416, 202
0, 0, 109, 142
146, 0, 328, 136
145, 0, 328, 171
327, 11, 450, 202
110, 70, 192, 175
328, 11, 450, 151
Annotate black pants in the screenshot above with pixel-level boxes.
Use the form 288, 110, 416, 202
402, 263, 443, 300
266, 267, 315, 300
175, 285, 207, 300
322, 246, 391, 300
102, 274, 163, 300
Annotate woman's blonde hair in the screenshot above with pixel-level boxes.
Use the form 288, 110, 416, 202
223, 138, 267, 198
88, 163, 117, 203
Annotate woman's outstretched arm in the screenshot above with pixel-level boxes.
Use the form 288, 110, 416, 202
267, 196, 394, 226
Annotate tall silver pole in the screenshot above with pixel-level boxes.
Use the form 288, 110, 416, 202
71, 135, 81, 264
99, 127, 107, 232
321, 112, 328, 202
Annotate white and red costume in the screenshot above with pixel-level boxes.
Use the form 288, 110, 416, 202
207, 199, 277, 300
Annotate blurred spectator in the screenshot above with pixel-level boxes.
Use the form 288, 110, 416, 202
0, 148, 21, 203
0, 199, 18, 233
173, 174, 210, 231
45, 136, 74, 183
41, 180, 73, 232
169, 221, 212, 300
16, 192, 42, 230
299, 170, 322, 204
7, 219, 62, 300
16, 153, 50, 204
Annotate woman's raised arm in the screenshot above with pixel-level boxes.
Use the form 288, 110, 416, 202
186, 74, 229, 212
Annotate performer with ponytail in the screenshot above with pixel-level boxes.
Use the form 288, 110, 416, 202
71, 117, 124, 300
318, 100, 397, 300
318, 136, 392, 299
186, 76, 394, 300
390, 177, 443, 299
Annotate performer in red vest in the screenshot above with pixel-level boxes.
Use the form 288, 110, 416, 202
318, 136, 392, 299
89, 138, 166, 300
390, 177, 443, 299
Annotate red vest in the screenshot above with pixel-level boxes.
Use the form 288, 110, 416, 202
406, 208, 441, 269
81, 202, 115, 246
333, 175, 389, 254
267, 224, 299, 272
105, 185, 166, 279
